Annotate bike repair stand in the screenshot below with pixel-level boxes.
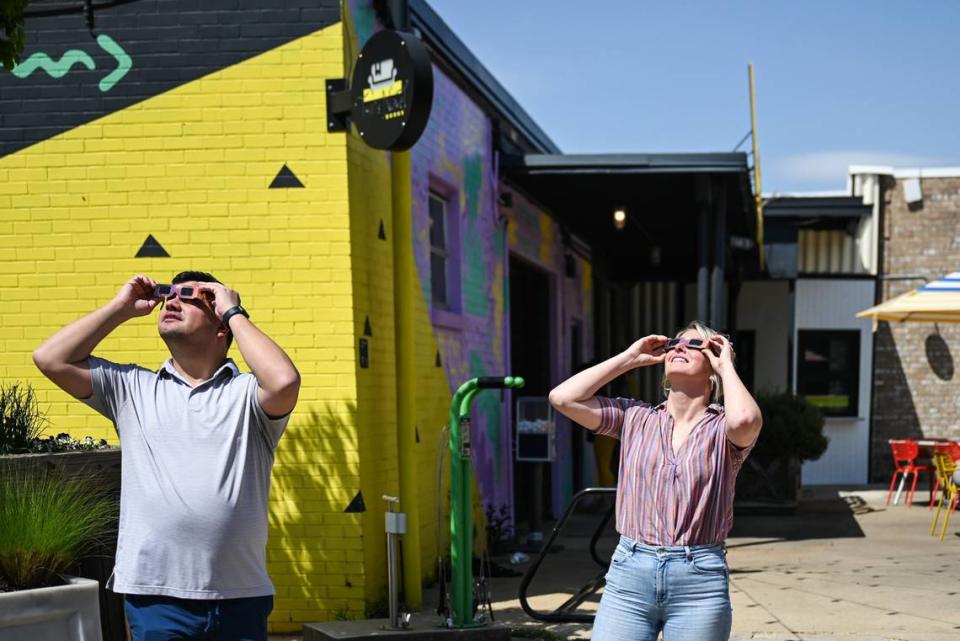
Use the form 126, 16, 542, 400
304, 376, 522, 641
446, 376, 525, 629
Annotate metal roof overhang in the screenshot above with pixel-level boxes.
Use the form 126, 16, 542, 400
764, 196, 871, 230
502, 153, 757, 281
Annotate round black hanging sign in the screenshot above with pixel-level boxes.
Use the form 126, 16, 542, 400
350, 30, 434, 151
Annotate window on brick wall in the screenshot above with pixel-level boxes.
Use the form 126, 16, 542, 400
797, 330, 860, 417
429, 191, 452, 309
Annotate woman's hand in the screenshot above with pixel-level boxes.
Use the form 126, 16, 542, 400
703, 335, 736, 376
622, 334, 670, 369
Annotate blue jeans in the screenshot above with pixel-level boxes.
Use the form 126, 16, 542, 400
592, 536, 732, 641
124, 594, 273, 641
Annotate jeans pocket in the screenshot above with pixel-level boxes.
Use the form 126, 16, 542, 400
690, 552, 728, 576
610, 544, 631, 566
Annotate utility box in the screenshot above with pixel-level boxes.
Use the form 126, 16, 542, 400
515, 396, 555, 462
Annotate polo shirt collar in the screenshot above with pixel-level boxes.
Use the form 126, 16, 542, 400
158, 358, 240, 385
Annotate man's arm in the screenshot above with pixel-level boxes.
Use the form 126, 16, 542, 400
199, 283, 301, 419
33, 275, 158, 399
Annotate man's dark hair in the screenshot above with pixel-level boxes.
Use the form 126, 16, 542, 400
171, 271, 236, 351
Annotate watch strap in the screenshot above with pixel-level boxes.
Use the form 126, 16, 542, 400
221, 305, 249, 328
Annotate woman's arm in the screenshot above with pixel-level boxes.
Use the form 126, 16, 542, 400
704, 335, 763, 447
549, 334, 668, 430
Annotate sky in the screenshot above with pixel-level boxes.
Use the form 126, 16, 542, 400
428, 1, 960, 193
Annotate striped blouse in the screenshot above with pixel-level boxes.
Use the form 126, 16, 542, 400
595, 397, 754, 546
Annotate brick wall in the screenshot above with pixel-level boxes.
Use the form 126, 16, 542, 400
0, 4, 376, 629
871, 176, 960, 481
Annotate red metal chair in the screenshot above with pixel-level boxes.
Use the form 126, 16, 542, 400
886, 440, 930, 507
929, 441, 960, 510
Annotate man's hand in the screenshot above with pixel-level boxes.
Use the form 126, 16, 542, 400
113, 275, 161, 318
196, 282, 241, 321
622, 334, 670, 369
34, 275, 154, 399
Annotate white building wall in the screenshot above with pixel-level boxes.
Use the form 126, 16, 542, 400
794, 279, 875, 485
736, 281, 791, 393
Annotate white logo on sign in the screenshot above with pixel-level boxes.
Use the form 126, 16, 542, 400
368, 59, 398, 91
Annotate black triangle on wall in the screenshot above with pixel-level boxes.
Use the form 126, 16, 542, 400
135, 234, 170, 258
363, 316, 373, 337
269, 164, 304, 188
378, 220, 386, 240
344, 491, 366, 513
435, 351, 442, 367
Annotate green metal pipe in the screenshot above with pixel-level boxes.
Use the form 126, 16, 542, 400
448, 376, 524, 627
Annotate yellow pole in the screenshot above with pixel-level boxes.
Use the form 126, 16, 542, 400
391, 149, 422, 606
748, 63, 765, 270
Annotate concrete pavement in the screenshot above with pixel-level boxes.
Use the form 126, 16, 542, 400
277, 486, 960, 641
479, 486, 960, 640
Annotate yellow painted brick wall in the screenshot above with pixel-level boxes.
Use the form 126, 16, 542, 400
342, 142, 459, 612
345, 132, 398, 608
341, 5, 454, 606
0, 25, 368, 632
345, 137, 458, 608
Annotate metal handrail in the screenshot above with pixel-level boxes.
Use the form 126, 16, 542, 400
518, 487, 616, 623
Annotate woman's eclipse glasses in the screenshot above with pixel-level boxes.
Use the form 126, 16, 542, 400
657, 337, 707, 352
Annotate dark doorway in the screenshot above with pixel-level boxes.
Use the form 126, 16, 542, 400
570, 319, 584, 491
509, 255, 554, 538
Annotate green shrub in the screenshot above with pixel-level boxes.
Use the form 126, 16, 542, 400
753, 391, 829, 462
0, 383, 47, 455
0, 469, 117, 590
0, 381, 111, 454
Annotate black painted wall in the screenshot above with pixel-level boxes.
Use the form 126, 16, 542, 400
0, 0, 341, 158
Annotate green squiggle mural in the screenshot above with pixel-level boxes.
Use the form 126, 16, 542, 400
12, 49, 95, 79
9, 34, 132, 93
97, 35, 132, 92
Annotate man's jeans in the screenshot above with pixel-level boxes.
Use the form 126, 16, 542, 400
124, 594, 273, 641
592, 536, 732, 641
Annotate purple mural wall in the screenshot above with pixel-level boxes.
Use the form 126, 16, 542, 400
502, 186, 596, 512
345, 0, 596, 526
410, 66, 513, 513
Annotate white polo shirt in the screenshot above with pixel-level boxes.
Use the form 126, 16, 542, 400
82, 356, 289, 599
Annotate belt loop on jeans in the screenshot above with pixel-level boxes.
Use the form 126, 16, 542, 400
684, 545, 692, 561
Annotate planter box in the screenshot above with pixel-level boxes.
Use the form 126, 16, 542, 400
0, 449, 121, 492
0, 449, 125, 641
0, 576, 103, 641
734, 454, 802, 514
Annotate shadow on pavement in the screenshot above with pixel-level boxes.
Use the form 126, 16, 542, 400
729, 491, 872, 548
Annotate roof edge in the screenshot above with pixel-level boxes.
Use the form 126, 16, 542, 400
849, 165, 960, 179
504, 152, 750, 175
410, 0, 561, 154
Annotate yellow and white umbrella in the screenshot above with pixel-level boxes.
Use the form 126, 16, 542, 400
857, 273, 960, 323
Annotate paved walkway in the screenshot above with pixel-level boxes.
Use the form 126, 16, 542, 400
275, 486, 960, 640
480, 486, 960, 640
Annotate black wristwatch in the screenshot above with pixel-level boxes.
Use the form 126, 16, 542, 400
221, 305, 249, 328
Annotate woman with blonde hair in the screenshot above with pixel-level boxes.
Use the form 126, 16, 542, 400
549, 321, 762, 641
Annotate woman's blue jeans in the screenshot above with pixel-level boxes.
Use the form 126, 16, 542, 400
592, 536, 732, 640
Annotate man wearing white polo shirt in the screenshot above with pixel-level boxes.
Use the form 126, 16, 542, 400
33, 271, 301, 641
